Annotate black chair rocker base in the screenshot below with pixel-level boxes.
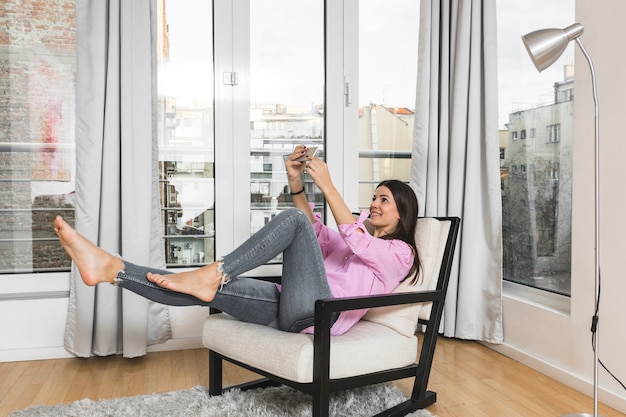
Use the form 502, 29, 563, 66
204, 217, 460, 417
210, 352, 437, 416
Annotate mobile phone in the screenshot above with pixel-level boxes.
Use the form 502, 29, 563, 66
295, 147, 318, 162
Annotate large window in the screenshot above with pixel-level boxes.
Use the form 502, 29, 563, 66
0, 0, 76, 274
1, 0, 420, 276
156, 0, 215, 268
156, 1, 326, 268
497, 0, 574, 296
249, 0, 325, 235
357, 0, 419, 209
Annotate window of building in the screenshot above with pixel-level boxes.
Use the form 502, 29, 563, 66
497, 0, 574, 297
547, 124, 561, 143
0, 1, 76, 274
521, 129, 526, 139
512, 131, 518, 140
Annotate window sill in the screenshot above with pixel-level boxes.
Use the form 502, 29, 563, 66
503, 280, 570, 315
0, 272, 70, 301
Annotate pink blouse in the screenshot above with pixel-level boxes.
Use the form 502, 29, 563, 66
303, 211, 414, 335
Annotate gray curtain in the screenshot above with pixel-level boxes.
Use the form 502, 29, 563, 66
411, 0, 503, 343
65, 0, 171, 358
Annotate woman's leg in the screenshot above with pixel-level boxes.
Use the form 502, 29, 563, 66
118, 262, 283, 327
56, 209, 332, 332
54, 216, 281, 327
151, 208, 333, 332
217, 208, 332, 332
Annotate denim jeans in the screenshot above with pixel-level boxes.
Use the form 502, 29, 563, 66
115, 208, 333, 333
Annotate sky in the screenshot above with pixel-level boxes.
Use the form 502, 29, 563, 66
496, 0, 576, 128
161, 0, 575, 128
358, 0, 420, 107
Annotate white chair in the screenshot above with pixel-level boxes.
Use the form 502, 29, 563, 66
202, 216, 460, 417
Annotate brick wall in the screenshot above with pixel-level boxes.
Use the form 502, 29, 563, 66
0, 0, 76, 272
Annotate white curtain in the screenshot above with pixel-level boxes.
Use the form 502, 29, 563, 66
65, 0, 171, 358
411, 0, 503, 343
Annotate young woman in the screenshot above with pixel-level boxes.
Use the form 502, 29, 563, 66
54, 146, 420, 336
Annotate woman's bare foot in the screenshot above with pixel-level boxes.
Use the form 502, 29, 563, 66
146, 262, 224, 302
54, 216, 124, 286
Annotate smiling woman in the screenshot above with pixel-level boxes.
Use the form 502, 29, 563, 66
368, 186, 401, 235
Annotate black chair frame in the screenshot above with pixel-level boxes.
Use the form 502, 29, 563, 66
208, 216, 460, 417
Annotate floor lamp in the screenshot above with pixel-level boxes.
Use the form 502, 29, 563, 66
522, 23, 602, 417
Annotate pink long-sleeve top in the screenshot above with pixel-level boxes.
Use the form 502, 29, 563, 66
303, 210, 414, 336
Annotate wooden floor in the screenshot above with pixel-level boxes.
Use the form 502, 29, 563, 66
1, 336, 624, 417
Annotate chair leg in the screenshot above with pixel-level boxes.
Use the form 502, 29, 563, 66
208, 350, 223, 396
312, 382, 330, 417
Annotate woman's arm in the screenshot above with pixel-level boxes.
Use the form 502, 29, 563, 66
284, 145, 358, 228
305, 157, 358, 227
284, 145, 316, 223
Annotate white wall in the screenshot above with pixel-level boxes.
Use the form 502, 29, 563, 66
489, 1, 626, 412
0, 275, 210, 362
0, 273, 210, 361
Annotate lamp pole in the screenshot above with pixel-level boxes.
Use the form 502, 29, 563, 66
562, 35, 601, 417
522, 24, 603, 417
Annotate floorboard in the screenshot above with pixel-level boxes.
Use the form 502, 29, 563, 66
1, 337, 624, 417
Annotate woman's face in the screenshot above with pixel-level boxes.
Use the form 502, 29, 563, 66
369, 185, 401, 236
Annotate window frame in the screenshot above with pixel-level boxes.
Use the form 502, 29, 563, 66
497, 0, 575, 306
212, 0, 358, 276
5, 0, 393, 289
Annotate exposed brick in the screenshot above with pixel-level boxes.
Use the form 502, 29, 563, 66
0, 0, 76, 272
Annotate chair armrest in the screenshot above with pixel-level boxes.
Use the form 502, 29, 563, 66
312, 289, 445, 345
315, 290, 444, 316
310, 290, 445, 385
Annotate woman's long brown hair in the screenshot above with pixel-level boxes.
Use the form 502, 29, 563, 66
375, 180, 421, 284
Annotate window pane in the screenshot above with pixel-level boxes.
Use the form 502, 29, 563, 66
0, 1, 76, 274
358, 0, 419, 209
157, 1, 215, 267
249, 0, 325, 235
497, 0, 574, 295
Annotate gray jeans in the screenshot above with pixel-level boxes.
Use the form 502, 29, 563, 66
115, 208, 334, 333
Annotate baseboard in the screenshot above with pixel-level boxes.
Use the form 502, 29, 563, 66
0, 346, 75, 362
0, 337, 204, 363
483, 342, 626, 414
146, 337, 204, 352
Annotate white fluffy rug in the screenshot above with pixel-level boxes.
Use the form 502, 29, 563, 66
10, 383, 436, 417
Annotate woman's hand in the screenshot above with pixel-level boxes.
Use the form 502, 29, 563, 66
285, 145, 316, 223
305, 156, 332, 193
307, 156, 355, 226
286, 146, 354, 226
285, 145, 308, 181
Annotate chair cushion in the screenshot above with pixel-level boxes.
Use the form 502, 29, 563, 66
203, 313, 417, 383
362, 218, 451, 337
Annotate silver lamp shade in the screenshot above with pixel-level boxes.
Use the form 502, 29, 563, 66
522, 23, 584, 72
